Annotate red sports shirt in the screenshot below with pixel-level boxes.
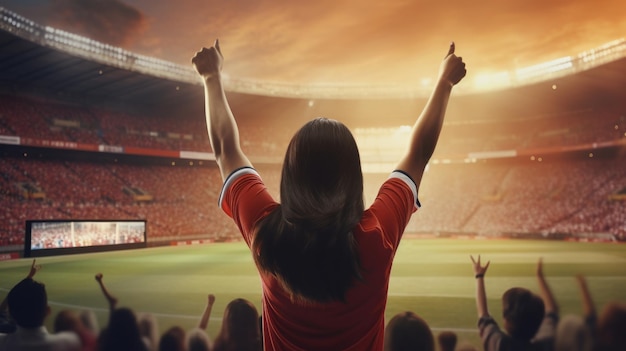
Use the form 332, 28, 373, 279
220, 168, 418, 351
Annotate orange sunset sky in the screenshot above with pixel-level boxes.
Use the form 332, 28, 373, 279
1, 0, 625, 85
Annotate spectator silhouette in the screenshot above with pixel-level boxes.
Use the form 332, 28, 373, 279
186, 327, 212, 351
159, 326, 186, 351
596, 301, 626, 351
185, 293, 215, 351
437, 330, 457, 351
94, 273, 149, 351
383, 311, 435, 351
0, 259, 81, 351
470, 256, 557, 351
98, 307, 148, 351
78, 310, 99, 337
554, 315, 592, 351
554, 275, 595, 351
160, 294, 215, 351
138, 312, 160, 351
54, 309, 97, 351
212, 298, 261, 351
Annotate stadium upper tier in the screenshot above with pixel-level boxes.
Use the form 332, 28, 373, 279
1, 7, 625, 99
1, 94, 624, 164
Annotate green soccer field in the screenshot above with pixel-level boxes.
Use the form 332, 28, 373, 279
1, 239, 625, 348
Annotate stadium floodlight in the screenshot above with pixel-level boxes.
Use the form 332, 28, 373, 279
515, 56, 573, 80
579, 38, 626, 64
473, 71, 512, 90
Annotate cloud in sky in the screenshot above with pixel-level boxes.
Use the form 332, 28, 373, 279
47, 0, 147, 47
140, 0, 626, 84
1, 0, 624, 84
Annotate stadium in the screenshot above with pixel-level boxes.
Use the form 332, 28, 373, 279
1, 5, 625, 350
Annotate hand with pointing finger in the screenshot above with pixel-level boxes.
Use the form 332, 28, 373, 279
27, 259, 41, 279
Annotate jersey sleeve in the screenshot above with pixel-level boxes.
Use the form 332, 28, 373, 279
219, 167, 278, 247
365, 171, 420, 250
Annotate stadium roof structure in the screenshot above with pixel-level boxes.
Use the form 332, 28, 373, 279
0, 8, 202, 110
1, 6, 626, 106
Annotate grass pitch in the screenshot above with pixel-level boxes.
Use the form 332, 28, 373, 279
1, 239, 625, 348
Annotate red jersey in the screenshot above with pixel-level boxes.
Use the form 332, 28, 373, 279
220, 168, 418, 351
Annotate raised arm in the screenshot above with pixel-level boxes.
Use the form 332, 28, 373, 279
575, 275, 595, 320
198, 294, 215, 330
95, 273, 118, 313
396, 42, 466, 188
470, 255, 490, 318
536, 258, 558, 315
192, 39, 252, 181
26, 259, 41, 279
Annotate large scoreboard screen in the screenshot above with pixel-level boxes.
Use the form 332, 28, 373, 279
24, 220, 147, 257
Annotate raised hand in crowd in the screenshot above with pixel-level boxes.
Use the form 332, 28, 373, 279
95, 273, 118, 313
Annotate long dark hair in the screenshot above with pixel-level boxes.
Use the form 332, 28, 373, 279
501, 287, 545, 341
99, 307, 149, 351
253, 117, 364, 303
384, 311, 435, 351
213, 298, 261, 351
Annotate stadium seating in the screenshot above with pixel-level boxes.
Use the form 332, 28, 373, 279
1, 94, 625, 248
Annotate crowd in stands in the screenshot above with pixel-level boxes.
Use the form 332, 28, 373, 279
1, 94, 625, 160
1, 93, 625, 246
0, 95, 211, 153
1, 154, 626, 248
0, 157, 232, 247
432, 110, 626, 156
413, 159, 626, 240
2, 256, 625, 351
0, 94, 295, 157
